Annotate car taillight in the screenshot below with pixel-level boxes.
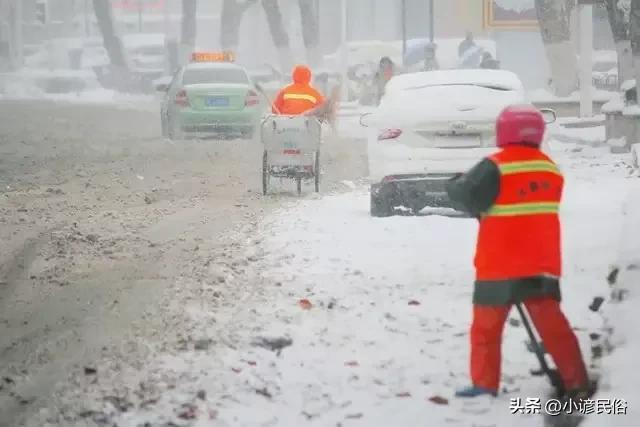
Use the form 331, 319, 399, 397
378, 128, 402, 141
175, 89, 189, 107
245, 90, 259, 107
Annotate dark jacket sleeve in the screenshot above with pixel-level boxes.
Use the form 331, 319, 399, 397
445, 158, 500, 217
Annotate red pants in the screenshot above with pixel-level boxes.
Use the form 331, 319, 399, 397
471, 297, 588, 392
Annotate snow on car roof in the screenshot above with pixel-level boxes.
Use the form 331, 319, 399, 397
387, 69, 524, 92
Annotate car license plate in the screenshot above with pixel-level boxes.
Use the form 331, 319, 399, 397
433, 134, 481, 148
205, 96, 229, 107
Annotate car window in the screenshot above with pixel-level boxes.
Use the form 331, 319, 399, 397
183, 68, 249, 85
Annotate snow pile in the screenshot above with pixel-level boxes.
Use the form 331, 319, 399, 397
557, 115, 606, 126
548, 123, 606, 146
582, 180, 640, 426
602, 94, 625, 114
622, 105, 640, 117
529, 89, 617, 104
0, 69, 157, 110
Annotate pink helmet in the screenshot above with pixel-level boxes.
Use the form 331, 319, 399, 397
496, 105, 545, 148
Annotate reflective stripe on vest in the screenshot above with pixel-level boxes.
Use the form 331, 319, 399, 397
486, 201, 560, 217
283, 93, 318, 104
498, 160, 561, 176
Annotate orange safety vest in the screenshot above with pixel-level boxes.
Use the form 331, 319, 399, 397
272, 84, 324, 115
474, 146, 564, 282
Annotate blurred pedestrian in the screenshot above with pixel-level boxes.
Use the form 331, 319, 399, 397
458, 31, 476, 58
373, 56, 395, 105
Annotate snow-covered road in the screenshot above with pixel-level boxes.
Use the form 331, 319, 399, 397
75, 141, 637, 427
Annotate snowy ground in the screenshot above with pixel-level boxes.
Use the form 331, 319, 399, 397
2, 83, 638, 426
27, 136, 638, 426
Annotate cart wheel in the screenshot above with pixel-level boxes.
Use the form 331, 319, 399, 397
296, 177, 302, 196
314, 151, 320, 193
262, 151, 268, 195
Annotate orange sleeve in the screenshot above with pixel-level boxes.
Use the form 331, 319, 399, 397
272, 89, 285, 114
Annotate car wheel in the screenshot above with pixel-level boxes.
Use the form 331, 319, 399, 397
169, 119, 183, 141
314, 151, 320, 193
161, 114, 168, 138
262, 151, 269, 195
370, 186, 393, 217
296, 176, 302, 196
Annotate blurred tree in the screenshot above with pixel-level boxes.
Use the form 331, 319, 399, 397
220, 0, 320, 73
630, 0, 640, 100
603, 0, 632, 87
261, 0, 291, 72
180, 0, 197, 64
220, 0, 257, 51
535, 0, 579, 96
298, 0, 320, 66
93, 0, 127, 68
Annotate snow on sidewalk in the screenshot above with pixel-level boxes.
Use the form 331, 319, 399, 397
74, 143, 636, 427
582, 179, 640, 427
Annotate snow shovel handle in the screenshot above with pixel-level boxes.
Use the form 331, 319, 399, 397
515, 303, 566, 396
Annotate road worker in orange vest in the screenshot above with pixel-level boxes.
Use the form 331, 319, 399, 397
272, 65, 325, 115
446, 105, 590, 399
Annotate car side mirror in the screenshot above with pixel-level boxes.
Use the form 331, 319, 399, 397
360, 112, 372, 128
156, 83, 169, 92
540, 108, 557, 124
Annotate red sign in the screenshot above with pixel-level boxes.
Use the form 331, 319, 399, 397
112, 0, 165, 11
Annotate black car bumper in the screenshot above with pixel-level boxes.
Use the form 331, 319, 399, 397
371, 174, 468, 215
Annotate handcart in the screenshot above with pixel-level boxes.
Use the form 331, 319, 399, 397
261, 114, 322, 196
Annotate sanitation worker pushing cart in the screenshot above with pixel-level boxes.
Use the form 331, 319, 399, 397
445, 105, 591, 399
262, 65, 327, 196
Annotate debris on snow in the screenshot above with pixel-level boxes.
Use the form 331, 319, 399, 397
193, 339, 213, 351
427, 395, 449, 405
298, 298, 313, 310
255, 387, 272, 399
589, 296, 605, 312
251, 336, 293, 354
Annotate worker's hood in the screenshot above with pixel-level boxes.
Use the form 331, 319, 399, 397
292, 65, 312, 84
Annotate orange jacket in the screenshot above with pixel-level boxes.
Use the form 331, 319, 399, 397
272, 65, 325, 115
474, 146, 563, 281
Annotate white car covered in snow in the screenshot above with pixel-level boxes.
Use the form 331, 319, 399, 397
361, 69, 556, 217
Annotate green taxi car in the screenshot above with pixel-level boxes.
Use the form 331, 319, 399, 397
160, 58, 262, 139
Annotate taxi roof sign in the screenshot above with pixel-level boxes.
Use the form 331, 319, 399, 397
191, 51, 235, 63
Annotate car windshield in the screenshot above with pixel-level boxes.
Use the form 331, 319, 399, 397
183, 68, 249, 85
